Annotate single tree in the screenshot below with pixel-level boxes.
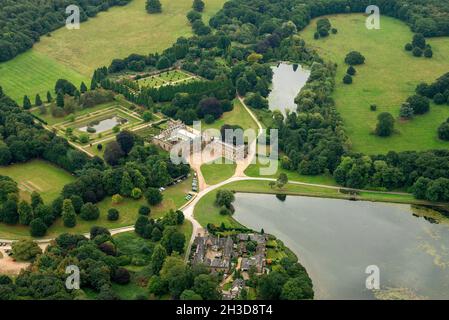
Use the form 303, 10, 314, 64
375, 112, 395, 137
62, 199, 77, 228
146, 0, 162, 14
192, 0, 205, 12
80, 82, 88, 93
23, 95, 32, 109
56, 91, 65, 108
35, 94, 43, 106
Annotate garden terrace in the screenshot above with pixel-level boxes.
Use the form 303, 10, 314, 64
136, 69, 200, 89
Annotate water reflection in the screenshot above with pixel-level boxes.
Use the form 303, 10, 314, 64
233, 193, 449, 299
268, 62, 310, 115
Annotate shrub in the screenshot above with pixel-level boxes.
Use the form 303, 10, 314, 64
112, 267, 131, 285
139, 206, 151, 216
424, 48, 433, 58
107, 208, 120, 221
375, 112, 395, 137
347, 66, 356, 76
145, 188, 163, 206
331, 28, 338, 34
204, 114, 215, 124
344, 51, 365, 65
112, 194, 123, 205
219, 207, 231, 215
370, 104, 377, 111
438, 122, 449, 141
399, 103, 414, 119
404, 43, 413, 51
143, 111, 153, 122
30, 218, 47, 237
343, 74, 353, 84
80, 203, 100, 221
11, 240, 42, 261
97, 144, 103, 151
79, 134, 90, 144
407, 95, 430, 114
131, 188, 143, 200
412, 47, 423, 57
434, 93, 446, 105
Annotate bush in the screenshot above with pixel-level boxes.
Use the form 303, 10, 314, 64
219, 207, 231, 215
343, 74, 353, 84
344, 51, 365, 65
399, 103, 414, 119
370, 104, 377, 111
107, 208, 120, 221
139, 206, 151, 216
438, 122, 449, 141
80, 203, 100, 221
412, 47, 423, 57
424, 48, 433, 58
347, 66, 356, 76
112, 267, 131, 285
404, 43, 413, 51
375, 112, 395, 137
11, 240, 42, 261
145, 188, 163, 206
407, 95, 430, 114
331, 28, 338, 34
79, 134, 90, 144
204, 114, 215, 124
112, 194, 123, 205
30, 218, 47, 237
131, 188, 143, 200
434, 93, 446, 105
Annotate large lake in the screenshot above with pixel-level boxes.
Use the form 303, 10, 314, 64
268, 63, 310, 114
233, 193, 449, 300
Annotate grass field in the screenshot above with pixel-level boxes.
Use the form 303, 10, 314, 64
244, 156, 337, 185
0, 0, 226, 103
201, 158, 236, 185
0, 51, 89, 103
0, 172, 193, 239
201, 99, 259, 133
0, 160, 75, 203
300, 14, 449, 154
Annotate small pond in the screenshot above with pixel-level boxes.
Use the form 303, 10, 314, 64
233, 193, 449, 300
268, 62, 310, 114
79, 116, 127, 134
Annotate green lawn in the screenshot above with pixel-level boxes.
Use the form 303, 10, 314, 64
300, 14, 449, 155
202, 99, 259, 133
0, 0, 225, 103
0, 159, 75, 203
0, 50, 89, 103
244, 156, 337, 186
0, 172, 193, 240
201, 158, 236, 185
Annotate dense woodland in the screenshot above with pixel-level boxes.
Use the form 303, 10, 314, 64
0, 0, 131, 62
